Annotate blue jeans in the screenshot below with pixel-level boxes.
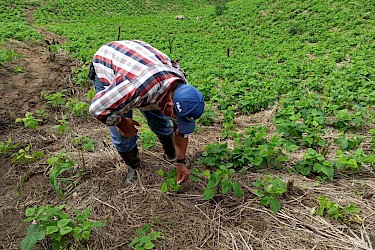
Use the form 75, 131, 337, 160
93, 77, 173, 153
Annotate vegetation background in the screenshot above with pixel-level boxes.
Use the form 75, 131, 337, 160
0, 0, 374, 249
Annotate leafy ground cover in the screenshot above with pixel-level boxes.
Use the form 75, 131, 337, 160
0, 0, 374, 249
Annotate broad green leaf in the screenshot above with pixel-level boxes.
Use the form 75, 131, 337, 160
269, 198, 281, 214
336, 137, 349, 150
144, 242, 155, 249
82, 221, 91, 230
203, 188, 215, 200
57, 219, 71, 228
81, 230, 90, 240
60, 226, 73, 236
129, 237, 140, 247
21, 235, 38, 250
73, 226, 83, 236
206, 173, 220, 189
161, 182, 168, 193
322, 165, 334, 180
25, 207, 36, 217
221, 179, 232, 194
149, 231, 161, 240
342, 204, 361, 215
46, 226, 59, 235
155, 169, 164, 177
140, 236, 151, 243
232, 182, 244, 197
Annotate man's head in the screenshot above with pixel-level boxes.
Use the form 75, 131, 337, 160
160, 84, 204, 134
172, 84, 204, 134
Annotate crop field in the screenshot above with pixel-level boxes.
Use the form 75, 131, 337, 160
0, 0, 374, 249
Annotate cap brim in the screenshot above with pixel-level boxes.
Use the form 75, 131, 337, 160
177, 117, 196, 135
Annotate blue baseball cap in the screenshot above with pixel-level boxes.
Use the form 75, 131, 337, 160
173, 84, 204, 134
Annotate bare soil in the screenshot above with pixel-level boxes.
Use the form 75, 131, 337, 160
0, 9, 374, 250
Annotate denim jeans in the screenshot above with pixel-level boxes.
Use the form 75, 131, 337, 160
93, 76, 173, 153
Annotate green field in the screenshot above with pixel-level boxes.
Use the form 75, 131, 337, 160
0, 0, 374, 249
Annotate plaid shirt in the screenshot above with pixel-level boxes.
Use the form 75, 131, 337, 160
89, 40, 187, 125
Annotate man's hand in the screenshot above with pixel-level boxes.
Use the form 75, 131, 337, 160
116, 117, 140, 137
176, 163, 189, 184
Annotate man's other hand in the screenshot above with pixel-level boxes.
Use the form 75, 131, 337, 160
176, 163, 189, 184
116, 117, 140, 137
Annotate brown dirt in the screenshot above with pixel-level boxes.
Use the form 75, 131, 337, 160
0, 8, 375, 250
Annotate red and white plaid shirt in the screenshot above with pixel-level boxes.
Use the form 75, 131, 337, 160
89, 40, 187, 125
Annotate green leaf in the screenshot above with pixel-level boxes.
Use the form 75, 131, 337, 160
60, 226, 73, 236
144, 242, 155, 249
91, 221, 105, 228
161, 182, 168, 193
129, 238, 140, 247
149, 231, 161, 240
203, 188, 215, 200
156, 169, 164, 177
73, 226, 83, 236
221, 179, 232, 194
57, 218, 71, 228
25, 207, 36, 217
21, 235, 38, 250
82, 221, 91, 230
232, 182, 244, 197
81, 230, 90, 240
321, 165, 334, 181
140, 236, 151, 243
206, 173, 220, 189
21, 224, 44, 250
343, 204, 361, 215
336, 137, 349, 150
46, 226, 59, 235
269, 198, 281, 214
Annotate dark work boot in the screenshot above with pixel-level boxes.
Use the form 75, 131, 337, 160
158, 134, 176, 163
119, 147, 141, 183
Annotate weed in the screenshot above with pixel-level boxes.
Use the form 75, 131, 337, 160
11, 145, 44, 165
65, 98, 89, 117
21, 205, 104, 250
43, 92, 65, 108
252, 175, 287, 214
312, 196, 361, 224
191, 163, 244, 200
47, 150, 77, 198
0, 137, 19, 155
53, 116, 70, 134
157, 169, 181, 193
16, 112, 41, 129
335, 134, 363, 150
73, 136, 96, 151
129, 224, 161, 250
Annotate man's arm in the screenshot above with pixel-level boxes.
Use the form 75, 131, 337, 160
173, 131, 190, 184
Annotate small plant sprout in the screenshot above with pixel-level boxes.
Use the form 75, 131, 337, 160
65, 98, 89, 117
11, 145, 44, 165
35, 108, 48, 118
53, 116, 70, 134
129, 223, 161, 250
0, 137, 19, 155
73, 136, 96, 151
21, 205, 104, 250
16, 112, 41, 129
252, 175, 287, 214
190, 163, 244, 200
47, 150, 77, 198
157, 169, 181, 193
43, 92, 65, 108
312, 196, 362, 224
